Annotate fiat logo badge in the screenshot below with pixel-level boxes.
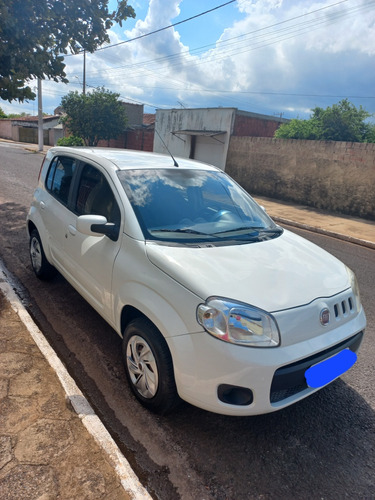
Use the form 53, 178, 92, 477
320, 308, 330, 326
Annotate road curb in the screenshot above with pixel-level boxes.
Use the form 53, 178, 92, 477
0, 260, 151, 500
274, 216, 375, 251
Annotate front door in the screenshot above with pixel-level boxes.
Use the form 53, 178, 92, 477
62, 162, 123, 323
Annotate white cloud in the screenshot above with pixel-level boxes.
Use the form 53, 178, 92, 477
125, 0, 185, 57
3, 0, 374, 118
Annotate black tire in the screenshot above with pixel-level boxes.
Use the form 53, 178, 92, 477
122, 317, 180, 415
29, 229, 56, 280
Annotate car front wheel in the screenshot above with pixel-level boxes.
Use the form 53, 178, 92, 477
29, 229, 56, 280
122, 318, 180, 414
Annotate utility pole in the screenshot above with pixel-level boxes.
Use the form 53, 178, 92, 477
37, 78, 43, 152
83, 49, 86, 95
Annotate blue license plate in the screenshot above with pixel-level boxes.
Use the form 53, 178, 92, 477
305, 349, 357, 389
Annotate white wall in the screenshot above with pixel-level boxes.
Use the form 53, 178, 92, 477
153, 108, 236, 169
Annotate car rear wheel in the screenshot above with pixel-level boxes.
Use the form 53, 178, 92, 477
29, 229, 56, 280
122, 318, 180, 414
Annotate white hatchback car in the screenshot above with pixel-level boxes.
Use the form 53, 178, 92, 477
27, 147, 366, 416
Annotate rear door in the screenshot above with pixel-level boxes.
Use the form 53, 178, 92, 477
41, 155, 78, 265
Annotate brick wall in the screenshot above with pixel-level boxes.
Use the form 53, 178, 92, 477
96, 129, 154, 151
233, 115, 282, 138
125, 129, 154, 151
226, 136, 375, 220
97, 134, 126, 148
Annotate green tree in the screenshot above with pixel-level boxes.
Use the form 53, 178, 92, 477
0, 106, 6, 118
57, 135, 84, 147
2, 111, 31, 118
0, 0, 135, 102
60, 87, 127, 146
274, 117, 320, 140
275, 99, 375, 142
365, 124, 375, 143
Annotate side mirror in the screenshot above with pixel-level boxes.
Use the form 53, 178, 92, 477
77, 215, 119, 241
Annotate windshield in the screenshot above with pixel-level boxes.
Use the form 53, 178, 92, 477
117, 168, 282, 245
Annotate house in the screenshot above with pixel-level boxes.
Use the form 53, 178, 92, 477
123, 111, 155, 151
0, 115, 63, 146
96, 104, 155, 151
153, 108, 289, 169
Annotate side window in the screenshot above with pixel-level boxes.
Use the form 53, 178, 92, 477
46, 156, 77, 205
75, 164, 120, 224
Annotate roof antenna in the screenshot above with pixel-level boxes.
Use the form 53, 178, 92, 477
155, 129, 179, 167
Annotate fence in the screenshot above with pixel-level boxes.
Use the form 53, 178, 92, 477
226, 137, 375, 220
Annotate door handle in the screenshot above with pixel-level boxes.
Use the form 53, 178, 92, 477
68, 224, 77, 236
40, 201, 46, 210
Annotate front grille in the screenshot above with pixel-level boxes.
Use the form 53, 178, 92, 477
270, 331, 363, 404
270, 384, 307, 404
334, 296, 355, 319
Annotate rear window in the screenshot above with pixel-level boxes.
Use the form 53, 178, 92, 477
46, 156, 77, 205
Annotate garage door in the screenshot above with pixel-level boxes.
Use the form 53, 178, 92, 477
191, 134, 226, 169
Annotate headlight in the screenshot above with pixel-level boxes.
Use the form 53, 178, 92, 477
197, 297, 280, 347
346, 266, 361, 312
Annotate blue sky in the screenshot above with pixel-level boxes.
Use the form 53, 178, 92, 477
2, 0, 375, 120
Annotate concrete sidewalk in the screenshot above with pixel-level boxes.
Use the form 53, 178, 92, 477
0, 266, 151, 500
254, 196, 375, 250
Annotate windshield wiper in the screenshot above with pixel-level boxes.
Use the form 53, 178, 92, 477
213, 226, 263, 235
259, 227, 283, 234
212, 226, 283, 240
151, 226, 283, 240
215, 226, 283, 235
151, 228, 212, 236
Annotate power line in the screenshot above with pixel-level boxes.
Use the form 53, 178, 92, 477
96, 0, 236, 51
88, 80, 375, 100
61, 0, 375, 112
83, 0, 373, 87
67, 0, 236, 56
84, 0, 365, 78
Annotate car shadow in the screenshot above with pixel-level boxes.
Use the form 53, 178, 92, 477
164, 380, 375, 499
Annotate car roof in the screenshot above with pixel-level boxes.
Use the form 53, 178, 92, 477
48, 147, 220, 172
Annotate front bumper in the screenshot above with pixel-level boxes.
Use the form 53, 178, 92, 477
270, 330, 363, 405
166, 305, 366, 416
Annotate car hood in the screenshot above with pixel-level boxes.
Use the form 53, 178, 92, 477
145, 230, 350, 312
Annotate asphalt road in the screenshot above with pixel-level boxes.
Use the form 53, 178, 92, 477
0, 143, 374, 500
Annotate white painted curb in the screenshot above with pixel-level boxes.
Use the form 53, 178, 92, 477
0, 261, 151, 500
